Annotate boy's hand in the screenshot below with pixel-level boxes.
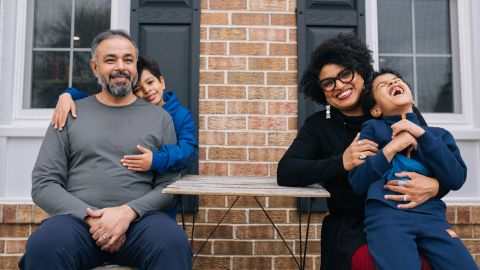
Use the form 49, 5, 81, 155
121, 145, 153, 172
52, 93, 77, 131
391, 119, 425, 138
383, 131, 417, 161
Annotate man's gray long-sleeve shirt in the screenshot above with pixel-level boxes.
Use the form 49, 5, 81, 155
32, 96, 179, 220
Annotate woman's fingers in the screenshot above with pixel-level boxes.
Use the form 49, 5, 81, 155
384, 185, 407, 194
357, 138, 378, 148
397, 201, 419, 209
359, 144, 379, 154
385, 180, 412, 188
384, 194, 406, 201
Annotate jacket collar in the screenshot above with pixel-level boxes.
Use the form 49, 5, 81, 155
382, 112, 420, 126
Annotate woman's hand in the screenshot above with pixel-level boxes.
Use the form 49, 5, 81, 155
51, 93, 77, 130
343, 133, 378, 171
384, 171, 440, 209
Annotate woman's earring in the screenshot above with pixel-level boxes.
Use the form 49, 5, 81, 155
326, 104, 331, 119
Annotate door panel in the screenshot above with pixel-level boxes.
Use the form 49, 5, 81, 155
297, 0, 365, 212
131, 0, 199, 174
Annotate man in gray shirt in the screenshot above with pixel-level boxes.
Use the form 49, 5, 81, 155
19, 30, 192, 270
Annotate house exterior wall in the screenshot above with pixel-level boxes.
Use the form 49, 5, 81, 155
0, 0, 480, 269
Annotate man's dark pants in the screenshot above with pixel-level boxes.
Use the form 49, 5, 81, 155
19, 212, 192, 270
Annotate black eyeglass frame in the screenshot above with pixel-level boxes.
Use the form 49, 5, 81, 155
317, 68, 355, 92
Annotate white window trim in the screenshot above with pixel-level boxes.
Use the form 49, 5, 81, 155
8, 0, 130, 128
366, 0, 478, 138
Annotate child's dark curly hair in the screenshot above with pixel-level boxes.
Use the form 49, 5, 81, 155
299, 33, 374, 105
361, 68, 407, 117
137, 56, 163, 79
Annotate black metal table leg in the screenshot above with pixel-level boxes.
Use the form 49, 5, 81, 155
179, 195, 186, 231
254, 196, 301, 270
190, 195, 198, 252
301, 198, 314, 270
298, 198, 303, 269
192, 196, 240, 262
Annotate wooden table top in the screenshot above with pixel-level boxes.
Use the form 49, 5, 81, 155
163, 175, 330, 198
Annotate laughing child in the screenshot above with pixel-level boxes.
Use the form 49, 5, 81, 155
348, 69, 476, 270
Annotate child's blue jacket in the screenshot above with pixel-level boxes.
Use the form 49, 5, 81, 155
65, 88, 198, 174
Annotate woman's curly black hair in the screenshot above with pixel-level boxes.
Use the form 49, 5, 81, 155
299, 33, 374, 105
361, 68, 408, 117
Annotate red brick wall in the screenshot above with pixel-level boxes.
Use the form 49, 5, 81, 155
3, 1, 480, 270
199, 0, 297, 178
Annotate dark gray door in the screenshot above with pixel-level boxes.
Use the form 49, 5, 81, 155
297, 0, 365, 123
130, 0, 200, 174
296, 0, 365, 212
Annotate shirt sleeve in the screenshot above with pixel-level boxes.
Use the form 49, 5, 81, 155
126, 115, 179, 217
64, 87, 90, 100
348, 121, 391, 195
417, 128, 467, 191
277, 117, 346, 187
31, 124, 95, 220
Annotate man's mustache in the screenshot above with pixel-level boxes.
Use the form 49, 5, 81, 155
110, 70, 131, 80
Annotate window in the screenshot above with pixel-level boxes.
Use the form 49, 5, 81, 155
25, 0, 111, 109
376, 0, 459, 113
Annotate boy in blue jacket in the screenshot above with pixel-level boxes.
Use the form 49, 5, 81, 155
52, 56, 198, 176
348, 69, 476, 270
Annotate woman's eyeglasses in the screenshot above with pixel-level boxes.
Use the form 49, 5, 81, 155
317, 68, 355, 92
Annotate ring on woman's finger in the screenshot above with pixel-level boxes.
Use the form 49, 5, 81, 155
397, 180, 407, 187
359, 152, 367, 160
403, 195, 408, 202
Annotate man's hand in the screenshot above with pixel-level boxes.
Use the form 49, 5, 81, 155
106, 234, 126, 253
384, 172, 440, 209
85, 214, 127, 253
86, 205, 138, 251
391, 119, 425, 138
51, 93, 77, 130
121, 145, 153, 172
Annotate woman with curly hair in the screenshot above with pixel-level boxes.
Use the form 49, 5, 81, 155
277, 33, 442, 270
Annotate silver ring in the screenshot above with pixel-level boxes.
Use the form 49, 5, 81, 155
397, 180, 407, 187
403, 195, 407, 202
359, 152, 367, 160
101, 234, 109, 240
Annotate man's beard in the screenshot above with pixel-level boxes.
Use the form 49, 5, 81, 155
98, 70, 138, 97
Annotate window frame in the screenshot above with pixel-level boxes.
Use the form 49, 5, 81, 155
12, 0, 131, 120
365, 0, 475, 129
